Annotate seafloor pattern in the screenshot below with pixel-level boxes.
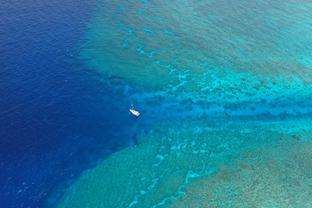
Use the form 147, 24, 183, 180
58, 118, 312, 208
81, 0, 312, 103
57, 0, 312, 207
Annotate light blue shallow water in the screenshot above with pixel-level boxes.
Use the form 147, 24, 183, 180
81, 0, 312, 118
56, 0, 312, 207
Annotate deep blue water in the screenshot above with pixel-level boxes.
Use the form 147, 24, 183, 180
0, 1, 137, 207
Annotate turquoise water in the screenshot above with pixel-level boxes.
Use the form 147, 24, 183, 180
57, 117, 312, 207
56, 0, 312, 207
80, 0, 312, 118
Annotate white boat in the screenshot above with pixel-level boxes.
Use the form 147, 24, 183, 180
129, 108, 140, 117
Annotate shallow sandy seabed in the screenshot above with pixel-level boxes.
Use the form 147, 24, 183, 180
57, 118, 312, 208
81, 0, 312, 105
60, 0, 312, 207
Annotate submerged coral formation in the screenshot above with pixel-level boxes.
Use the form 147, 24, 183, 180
57, 0, 312, 207
58, 118, 312, 208
81, 0, 312, 105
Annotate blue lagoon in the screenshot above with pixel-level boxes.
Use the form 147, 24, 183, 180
1, 0, 312, 207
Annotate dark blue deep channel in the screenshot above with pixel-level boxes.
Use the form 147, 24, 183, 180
0, 1, 137, 207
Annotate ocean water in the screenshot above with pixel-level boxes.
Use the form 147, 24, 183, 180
1, 1, 137, 207
1, 0, 312, 207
